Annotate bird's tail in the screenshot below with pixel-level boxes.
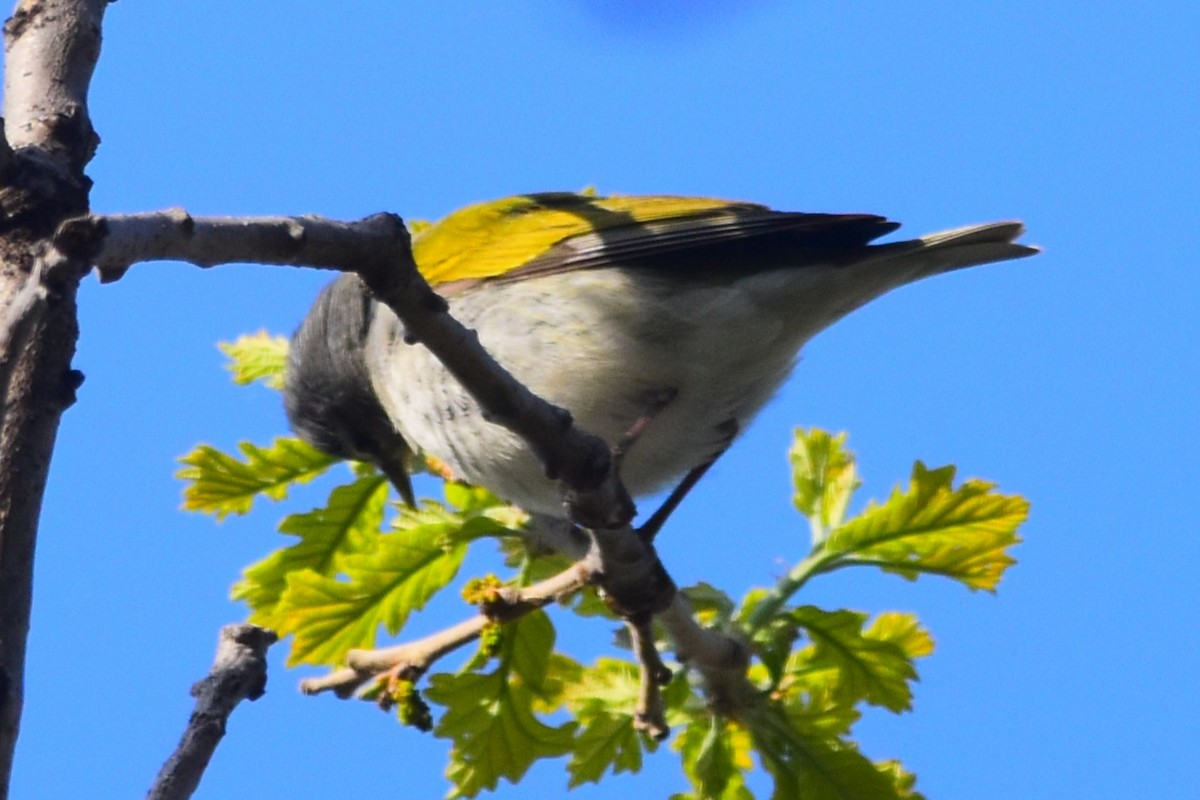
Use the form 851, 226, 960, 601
784, 220, 1038, 339
868, 221, 1040, 279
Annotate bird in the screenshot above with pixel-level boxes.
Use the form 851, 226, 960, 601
283, 192, 1037, 522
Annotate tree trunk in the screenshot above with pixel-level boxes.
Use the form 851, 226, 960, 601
0, 2, 106, 795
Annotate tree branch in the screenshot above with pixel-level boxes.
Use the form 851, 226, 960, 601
658, 597, 754, 716
62, 209, 635, 530
299, 559, 593, 699
146, 624, 278, 800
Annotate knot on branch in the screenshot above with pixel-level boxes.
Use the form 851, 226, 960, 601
52, 213, 106, 262
561, 458, 634, 529
588, 529, 676, 619
0, 147, 90, 235
43, 106, 100, 175
191, 623, 278, 704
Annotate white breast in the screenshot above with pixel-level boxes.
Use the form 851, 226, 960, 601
366, 264, 869, 515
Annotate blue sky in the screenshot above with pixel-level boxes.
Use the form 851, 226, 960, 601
11, 2, 1199, 798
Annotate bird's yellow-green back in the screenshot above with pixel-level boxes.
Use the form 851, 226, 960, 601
411, 192, 763, 286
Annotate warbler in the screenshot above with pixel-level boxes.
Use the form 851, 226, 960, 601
284, 192, 1036, 517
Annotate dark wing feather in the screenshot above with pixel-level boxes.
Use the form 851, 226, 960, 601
490, 210, 901, 284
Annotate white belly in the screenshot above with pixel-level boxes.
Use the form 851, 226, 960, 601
367, 266, 847, 515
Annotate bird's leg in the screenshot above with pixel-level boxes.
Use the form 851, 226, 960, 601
637, 419, 739, 544
611, 387, 678, 474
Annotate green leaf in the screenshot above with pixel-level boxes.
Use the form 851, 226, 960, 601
786, 606, 924, 713
865, 612, 935, 662
569, 712, 650, 788
231, 474, 388, 623
561, 656, 643, 709
426, 612, 578, 798
824, 462, 1027, 591
395, 500, 518, 546
442, 481, 503, 514
877, 760, 927, 800
557, 657, 663, 787
531, 653, 585, 714
218, 331, 290, 390
257, 481, 528, 667
738, 587, 801, 688
677, 716, 755, 800
790, 428, 861, 543
744, 705, 908, 800
177, 437, 336, 519
272, 517, 467, 666
505, 606, 558, 689
773, 667, 861, 739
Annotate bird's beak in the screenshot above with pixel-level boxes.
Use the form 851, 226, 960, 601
374, 442, 417, 508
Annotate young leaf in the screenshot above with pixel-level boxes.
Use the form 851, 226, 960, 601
531, 653, 585, 714
877, 760, 927, 800
569, 711, 650, 788
786, 606, 925, 713
738, 587, 802, 688
442, 481, 504, 514
218, 331, 289, 390
790, 428, 861, 543
232, 474, 388, 623
272, 518, 468, 666
177, 437, 336, 519
426, 612, 578, 798
772, 666, 861, 740
677, 716, 756, 800
824, 462, 1027, 591
558, 658, 663, 787
865, 612, 935, 662
744, 705, 908, 800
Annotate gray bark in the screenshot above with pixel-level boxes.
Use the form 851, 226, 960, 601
0, 2, 107, 795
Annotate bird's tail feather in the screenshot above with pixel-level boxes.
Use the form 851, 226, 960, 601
790, 221, 1037, 333
870, 221, 1040, 279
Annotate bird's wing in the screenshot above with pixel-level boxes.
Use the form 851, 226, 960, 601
414, 192, 898, 289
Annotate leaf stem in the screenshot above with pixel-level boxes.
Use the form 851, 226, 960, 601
743, 550, 839, 634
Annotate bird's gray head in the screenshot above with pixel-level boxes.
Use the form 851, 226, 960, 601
283, 273, 415, 504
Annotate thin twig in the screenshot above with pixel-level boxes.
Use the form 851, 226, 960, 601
300, 560, 592, 698
627, 616, 671, 739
